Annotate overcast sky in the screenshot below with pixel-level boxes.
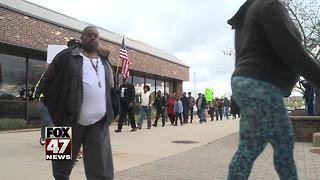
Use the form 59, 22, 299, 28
27, 0, 247, 97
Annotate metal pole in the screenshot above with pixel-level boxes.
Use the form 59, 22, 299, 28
25, 55, 29, 125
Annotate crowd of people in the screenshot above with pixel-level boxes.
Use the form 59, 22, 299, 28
31, 0, 320, 178
114, 82, 240, 133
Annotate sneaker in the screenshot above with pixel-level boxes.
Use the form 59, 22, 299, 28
147, 127, 151, 129
114, 129, 121, 133
152, 124, 157, 127
39, 138, 45, 145
130, 128, 137, 132
137, 126, 142, 129
78, 152, 83, 159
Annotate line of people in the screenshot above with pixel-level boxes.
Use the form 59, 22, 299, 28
114, 80, 240, 133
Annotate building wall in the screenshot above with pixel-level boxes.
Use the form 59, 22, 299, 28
0, 7, 189, 81
176, 81, 183, 97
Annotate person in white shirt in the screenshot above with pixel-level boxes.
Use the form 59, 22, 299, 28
137, 85, 152, 129
39, 26, 116, 180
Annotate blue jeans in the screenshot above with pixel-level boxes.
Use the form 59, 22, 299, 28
40, 105, 52, 139
227, 76, 297, 180
138, 106, 152, 128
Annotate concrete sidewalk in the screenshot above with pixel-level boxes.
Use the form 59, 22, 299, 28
115, 133, 320, 180
0, 118, 240, 180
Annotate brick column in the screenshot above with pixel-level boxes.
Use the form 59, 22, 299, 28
176, 81, 183, 97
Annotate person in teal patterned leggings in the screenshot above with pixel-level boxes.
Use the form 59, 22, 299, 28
228, 76, 297, 180
227, 0, 320, 179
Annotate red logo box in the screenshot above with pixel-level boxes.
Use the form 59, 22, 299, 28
45, 127, 72, 160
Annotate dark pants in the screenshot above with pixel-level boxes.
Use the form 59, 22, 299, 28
216, 108, 223, 120
306, 99, 314, 115
118, 105, 136, 130
183, 109, 189, 123
189, 107, 194, 123
209, 107, 215, 121
168, 113, 175, 124
52, 118, 114, 180
154, 108, 165, 126
175, 113, 183, 125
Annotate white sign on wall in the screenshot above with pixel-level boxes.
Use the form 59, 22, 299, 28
47, 45, 67, 64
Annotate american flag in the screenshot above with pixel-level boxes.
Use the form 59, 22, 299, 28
119, 38, 129, 79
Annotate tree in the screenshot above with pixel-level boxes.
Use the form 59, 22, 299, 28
284, 0, 320, 115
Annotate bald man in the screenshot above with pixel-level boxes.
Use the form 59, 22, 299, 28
38, 26, 116, 180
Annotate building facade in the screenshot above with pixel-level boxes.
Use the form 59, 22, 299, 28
0, 0, 189, 123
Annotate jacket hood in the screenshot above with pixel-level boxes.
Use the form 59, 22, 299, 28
227, 0, 255, 29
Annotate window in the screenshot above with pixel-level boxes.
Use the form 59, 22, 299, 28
28, 59, 47, 88
146, 78, 156, 103
0, 53, 27, 120
0, 53, 26, 99
132, 75, 144, 103
156, 80, 164, 93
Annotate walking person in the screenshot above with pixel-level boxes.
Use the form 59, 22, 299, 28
174, 95, 183, 126
230, 95, 240, 119
153, 90, 166, 127
227, 0, 320, 179
38, 26, 117, 180
115, 78, 137, 132
301, 80, 315, 115
180, 92, 190, 124
208, 98, 216, 121
137, 85, 152, 129
34, 70, 52, 145
224, 97, 230, 119
188, 92, 195, 123
167, 93, 176, 125
215, 97, 223, 121
196, 93, 207, 123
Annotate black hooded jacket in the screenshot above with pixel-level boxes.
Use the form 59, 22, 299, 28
228, 0, 320, 96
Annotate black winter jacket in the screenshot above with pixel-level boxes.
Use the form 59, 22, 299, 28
118, 83, 135, 107
38, 47, 118, 126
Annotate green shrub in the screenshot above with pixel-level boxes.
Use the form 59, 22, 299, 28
0, 118, 26, 130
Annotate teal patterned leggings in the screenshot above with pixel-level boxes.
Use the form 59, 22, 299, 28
227, 76, 297, 180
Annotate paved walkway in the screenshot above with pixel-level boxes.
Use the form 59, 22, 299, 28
115, 133, 320, 180
1, 117, 320, 180
0, 118, 240, 180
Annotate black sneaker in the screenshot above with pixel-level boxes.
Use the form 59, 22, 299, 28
114, 129, 121, 133
130, 128, 137, 132
152, 124, 157, 127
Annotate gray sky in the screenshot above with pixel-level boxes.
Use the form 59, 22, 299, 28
27, 0, 247, 97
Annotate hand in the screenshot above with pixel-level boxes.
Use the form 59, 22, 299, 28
128, 102, 133, 107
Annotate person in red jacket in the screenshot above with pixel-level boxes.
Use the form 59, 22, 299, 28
166, 93, 176, 125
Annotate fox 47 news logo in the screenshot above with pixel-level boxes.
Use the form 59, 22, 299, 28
45, 127, 72, 160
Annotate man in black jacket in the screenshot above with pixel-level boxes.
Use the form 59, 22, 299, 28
196, 93, 207, 123
39, 26, 116, 180
115, 78, 137, 132
152, 90, 166, 127
180, 92, 190, 123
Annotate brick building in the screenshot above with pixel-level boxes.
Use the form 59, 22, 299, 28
0, 0, 189, 122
